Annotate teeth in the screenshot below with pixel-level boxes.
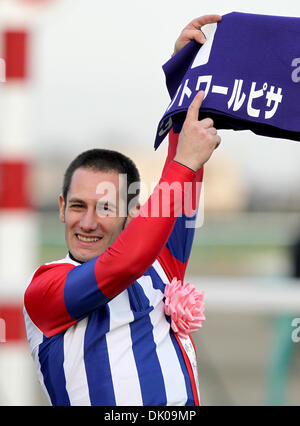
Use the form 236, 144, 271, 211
77, 235, 100, 242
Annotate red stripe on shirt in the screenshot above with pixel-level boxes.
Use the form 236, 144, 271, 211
174, 333, 200, 406
158, 245, 187, 283
24, 263, 76, 337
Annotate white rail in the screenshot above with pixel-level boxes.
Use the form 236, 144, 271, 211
189, 276, 300, 314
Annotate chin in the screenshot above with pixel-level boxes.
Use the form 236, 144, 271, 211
78, 251, 99, 263
68, 236, 106, 263
72, 245, 106, 263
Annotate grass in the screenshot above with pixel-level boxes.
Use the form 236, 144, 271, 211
37, 211, 291, 277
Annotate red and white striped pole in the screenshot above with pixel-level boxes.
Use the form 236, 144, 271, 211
0, 0, 55, 405
0, 24, 40, 406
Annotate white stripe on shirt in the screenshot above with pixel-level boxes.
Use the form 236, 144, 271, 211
137, 275, 188, 405
106, 291, 143, 406
63, 317, 91, 406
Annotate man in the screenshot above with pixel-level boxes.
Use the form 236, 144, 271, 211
24, 15, 222, 406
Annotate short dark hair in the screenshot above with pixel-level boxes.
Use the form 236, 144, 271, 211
62, 148, 140, 210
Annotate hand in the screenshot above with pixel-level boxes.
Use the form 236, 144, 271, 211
173, 14, 222, 56
174, 91, 221, 171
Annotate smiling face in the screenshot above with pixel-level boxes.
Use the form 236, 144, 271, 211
59, 167, 128, 263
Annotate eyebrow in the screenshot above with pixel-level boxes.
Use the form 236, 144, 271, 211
68, 198, 117, 209
68, 198, 86, 205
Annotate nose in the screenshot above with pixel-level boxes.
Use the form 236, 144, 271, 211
79, 208, 98, 232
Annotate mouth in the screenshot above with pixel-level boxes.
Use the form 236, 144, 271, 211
75, 233, 103, 243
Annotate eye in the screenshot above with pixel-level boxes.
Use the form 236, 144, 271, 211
96, 201, 116, 217
69, 203, 85, 209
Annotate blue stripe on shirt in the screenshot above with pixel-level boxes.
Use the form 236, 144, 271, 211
144, 266, 166, 293
64, 257, 110, 319
38, 333, 70, 406
128, 283, 167, 405
170, 331, 194, 406
83, 306, 116, 406
166, 214, 197, 264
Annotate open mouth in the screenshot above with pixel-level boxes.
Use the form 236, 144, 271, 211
75, 234, 103, 243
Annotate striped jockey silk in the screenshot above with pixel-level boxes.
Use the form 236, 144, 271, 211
23, 132, 203, 406
24, 256, 200, 406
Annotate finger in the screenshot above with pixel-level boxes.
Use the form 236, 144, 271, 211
174, 15, 222, 56
199, 118, 214, 129
196, 29, 207, 44
188, 14, 222, 30
186, 90, 205, 121
181, 28, 206, 45
214, 135, 221, 148
207, 128, 218, 138
208, 127, 217, 135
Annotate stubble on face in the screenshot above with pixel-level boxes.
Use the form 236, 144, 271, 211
59, 168, 127, 263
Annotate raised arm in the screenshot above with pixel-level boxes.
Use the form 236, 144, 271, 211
158, 89, 220, 282
158, 15, 222, 281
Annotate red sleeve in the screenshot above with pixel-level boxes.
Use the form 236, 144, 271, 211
158, 129, 204, 282
24, 263, 78, 337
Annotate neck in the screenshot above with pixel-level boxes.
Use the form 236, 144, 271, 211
68, 251, 84, 264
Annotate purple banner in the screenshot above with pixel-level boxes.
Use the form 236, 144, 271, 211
155, 12, 300, 149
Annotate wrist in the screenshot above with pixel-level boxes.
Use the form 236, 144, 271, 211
173, 160, 197, 173
173, 155, 198, 172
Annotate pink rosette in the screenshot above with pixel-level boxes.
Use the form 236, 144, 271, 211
164, 277, 205, 339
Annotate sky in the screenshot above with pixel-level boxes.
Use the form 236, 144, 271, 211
2, 0, 300, 193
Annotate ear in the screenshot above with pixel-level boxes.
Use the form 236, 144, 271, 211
130, 201, 140, 217
59, 194, 66, 223
123, 202, 140, 228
